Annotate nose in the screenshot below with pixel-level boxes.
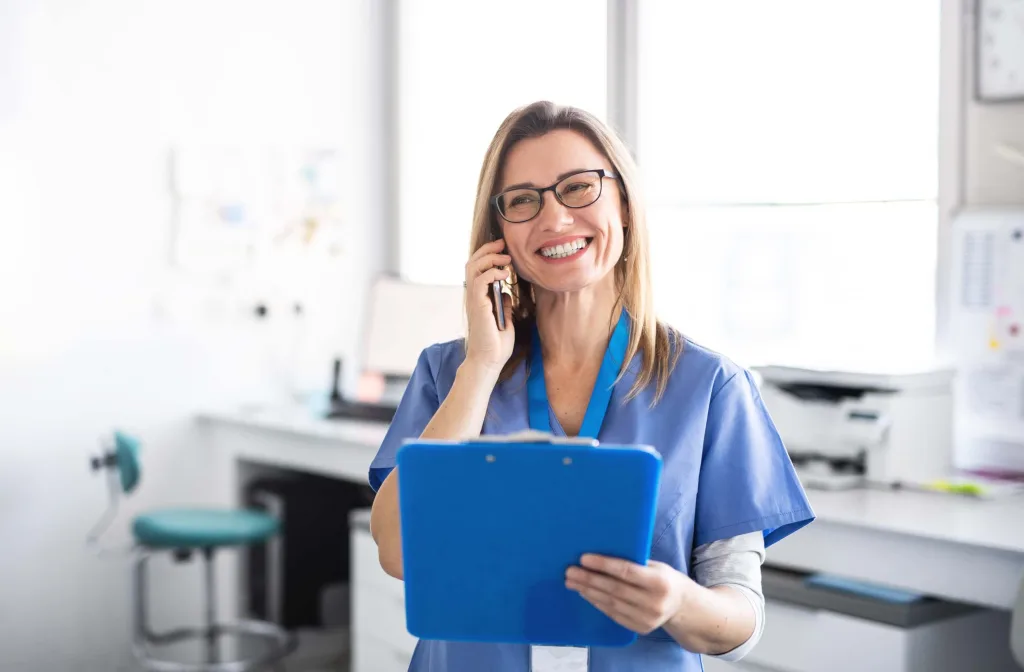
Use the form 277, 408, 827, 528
536, 191, 574, 232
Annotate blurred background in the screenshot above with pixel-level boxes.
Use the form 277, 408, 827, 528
2, 1, 1024, 671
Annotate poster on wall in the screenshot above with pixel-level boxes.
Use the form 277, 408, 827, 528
949, 207, 1024, 475
161, 146, 352, 395
167, 146, 347, 279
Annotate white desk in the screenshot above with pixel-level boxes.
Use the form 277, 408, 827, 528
197, 406, 1024, 670
198, 405, 1024, 610
198, 405, 388, 481
768, 486, 1024, 611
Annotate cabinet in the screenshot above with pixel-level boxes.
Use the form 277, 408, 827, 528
350, 509, 416, 672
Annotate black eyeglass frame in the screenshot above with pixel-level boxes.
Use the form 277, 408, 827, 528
491, 168, 619, 224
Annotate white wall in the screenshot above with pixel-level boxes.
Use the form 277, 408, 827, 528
936, 1, 1024, 471
936, 0, 1023, 358
967, 101, 1024, 204
963, 10, 1024, 205
0, 1, 390, 669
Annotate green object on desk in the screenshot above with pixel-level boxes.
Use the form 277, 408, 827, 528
927, 480, 984, 497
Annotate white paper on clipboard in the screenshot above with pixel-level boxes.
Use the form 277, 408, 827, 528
472, 430, 598, 446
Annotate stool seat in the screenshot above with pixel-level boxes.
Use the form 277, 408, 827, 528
133, 508, 278, 549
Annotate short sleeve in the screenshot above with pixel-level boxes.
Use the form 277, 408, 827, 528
367, 345, 442, 492
695, 369, 815, 548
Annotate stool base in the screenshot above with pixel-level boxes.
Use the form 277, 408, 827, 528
133, 549, 296, 672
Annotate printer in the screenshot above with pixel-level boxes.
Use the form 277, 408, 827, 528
752, 365, 955, 490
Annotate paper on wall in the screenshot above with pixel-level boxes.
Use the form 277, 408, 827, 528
950, 208, 1024, 474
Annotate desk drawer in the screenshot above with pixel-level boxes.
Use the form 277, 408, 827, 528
746, 600, 1017, 672
353, 581, 417, 656
700, 657, 772, 672
351, 528, 417, 656
748, 600, 906, 672
352, 527, 405, 601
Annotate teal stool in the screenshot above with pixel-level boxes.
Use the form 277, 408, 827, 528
89, 431, 296, 671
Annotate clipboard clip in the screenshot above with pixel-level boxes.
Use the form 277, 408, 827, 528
471, 430, 599, 447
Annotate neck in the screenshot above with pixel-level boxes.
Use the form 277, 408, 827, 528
534, 275, 620, 370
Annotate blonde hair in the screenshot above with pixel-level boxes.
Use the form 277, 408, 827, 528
468, 101, 681, 405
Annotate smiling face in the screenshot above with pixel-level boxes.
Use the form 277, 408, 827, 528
496, 129, 626, 295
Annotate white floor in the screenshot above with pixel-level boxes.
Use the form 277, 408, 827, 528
283, 627, 349, 672
128, 626, 350, 672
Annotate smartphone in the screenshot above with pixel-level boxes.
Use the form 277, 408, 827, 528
490, 279, 506, 331
489, 224, 507, 331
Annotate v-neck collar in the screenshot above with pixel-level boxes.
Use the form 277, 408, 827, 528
526, 310, 631, 439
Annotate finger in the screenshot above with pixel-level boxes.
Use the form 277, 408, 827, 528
468, 238, 506, 262
579, 554, 659, 589
565, 567, 652, 610
471, 266, 510, 292
467, 253, 512, 278
569, 582, 657, 635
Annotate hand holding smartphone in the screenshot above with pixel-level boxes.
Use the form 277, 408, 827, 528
463, 237, 514, 371
490, 279, 506, 331
487, 224, 509, 331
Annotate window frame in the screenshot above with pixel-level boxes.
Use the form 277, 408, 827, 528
383, 0, 960, 361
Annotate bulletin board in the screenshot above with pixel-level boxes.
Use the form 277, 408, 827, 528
168, 146, 347, 278
949, 207, 1024, 474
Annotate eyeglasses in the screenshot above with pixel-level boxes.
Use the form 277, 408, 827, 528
492, 169, 618, 224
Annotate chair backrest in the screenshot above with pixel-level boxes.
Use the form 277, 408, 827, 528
86, 430, 142, 550
113, 431, 142, 494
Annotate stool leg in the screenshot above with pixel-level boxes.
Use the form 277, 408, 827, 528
202, 547, 218, 665
133, 552, 152, 648
134, 552, 145, 644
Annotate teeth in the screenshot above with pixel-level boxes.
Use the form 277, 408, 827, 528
540, 239, 588, 258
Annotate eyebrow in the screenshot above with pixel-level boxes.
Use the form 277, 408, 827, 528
501, 168, 593, 192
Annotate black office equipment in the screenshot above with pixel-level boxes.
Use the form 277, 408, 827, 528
245, 473, 374, 629
324, 358, 399, 424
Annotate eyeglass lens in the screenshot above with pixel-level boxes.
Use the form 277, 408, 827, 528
497, 170, 604, 223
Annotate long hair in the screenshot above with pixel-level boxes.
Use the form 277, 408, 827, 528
467, 101, 681, 404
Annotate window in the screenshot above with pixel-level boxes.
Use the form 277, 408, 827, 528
637, 0, 940, 371
397, 0, 607, 286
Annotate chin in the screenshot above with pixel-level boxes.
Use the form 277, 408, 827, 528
525, 268, 611, 295
532, 280, 591, 295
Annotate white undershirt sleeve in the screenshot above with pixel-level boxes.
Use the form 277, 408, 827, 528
690, 531, 766, 662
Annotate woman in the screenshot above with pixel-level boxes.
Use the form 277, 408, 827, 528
368, 101, 814, 672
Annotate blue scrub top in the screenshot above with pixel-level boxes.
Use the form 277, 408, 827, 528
368, 326, 815, 672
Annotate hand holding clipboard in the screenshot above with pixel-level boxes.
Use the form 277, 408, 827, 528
396, 435, 662, 647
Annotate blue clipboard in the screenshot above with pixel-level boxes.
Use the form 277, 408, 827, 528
395, 436, 662, 648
